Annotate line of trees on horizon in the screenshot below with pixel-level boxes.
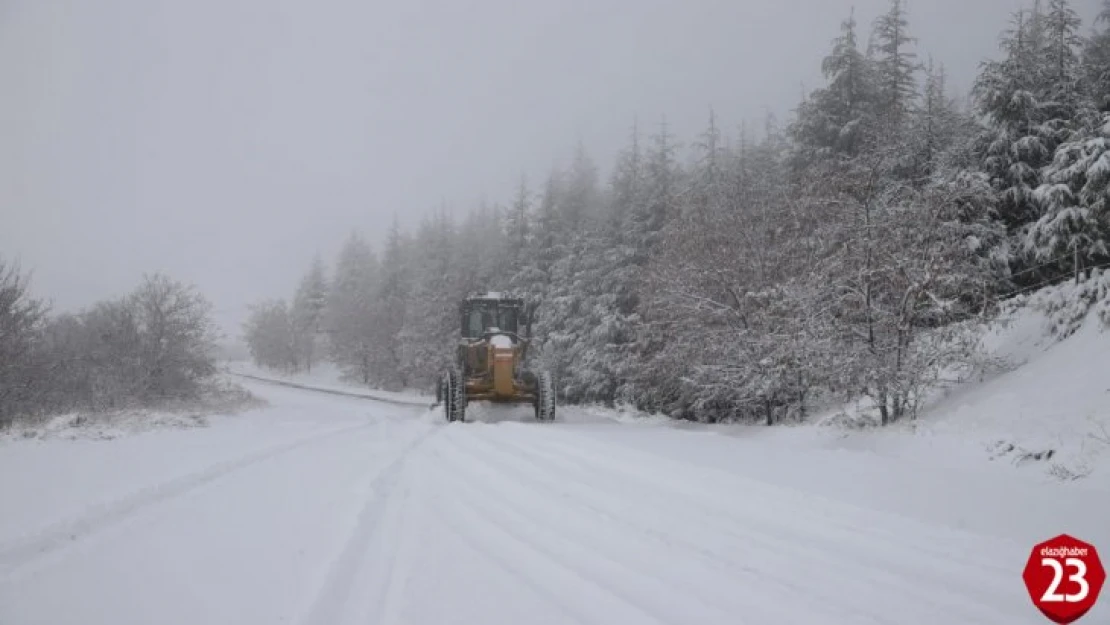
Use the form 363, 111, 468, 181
241, 0, 1110, 425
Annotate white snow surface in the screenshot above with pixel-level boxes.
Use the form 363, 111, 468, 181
4, 298, 1110, 624
489, 334, 514, 348
1, 376, 1107, 624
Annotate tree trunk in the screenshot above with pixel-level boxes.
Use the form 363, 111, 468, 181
797, 371, 807, 420
878, 389, 890, 426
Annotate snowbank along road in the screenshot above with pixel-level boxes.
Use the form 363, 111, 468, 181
1, 377, 1106, 625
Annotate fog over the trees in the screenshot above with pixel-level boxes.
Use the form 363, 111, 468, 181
2, 0, 1099, 334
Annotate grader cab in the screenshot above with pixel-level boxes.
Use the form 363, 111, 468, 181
436, 293, 555, 423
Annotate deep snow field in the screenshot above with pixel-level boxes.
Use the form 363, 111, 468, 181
2, 285, 1109, 624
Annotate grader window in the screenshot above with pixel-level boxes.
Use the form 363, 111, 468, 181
461, 301, 522, 339
497, 308, 519, 334
467, 308, 491, 337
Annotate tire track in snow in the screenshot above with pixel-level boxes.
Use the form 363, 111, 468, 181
428, 504, 593, 625
422, 439, 645, 625
402, 439, 594, 625
439, 427, 855, 625
0, 422, 372, 582
364, 456, 421, 625
370, 479, 418, 625
456, 425, 1033, 624
432, 433, 749, 625
296, 425, 437, 625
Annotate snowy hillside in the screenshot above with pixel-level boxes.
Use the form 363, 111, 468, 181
906, 284, 1110, 483
768, 271, 1110, 486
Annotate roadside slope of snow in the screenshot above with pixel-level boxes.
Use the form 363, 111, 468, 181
619, 279, 1110, 486
811, 279, 1110, 484
1, 378, 265, 443
910, 305, 1110, 482
912, 273, 1110, 481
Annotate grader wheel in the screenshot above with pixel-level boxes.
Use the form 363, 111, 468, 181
533, 370, 556, 422
442, 368, 466, 423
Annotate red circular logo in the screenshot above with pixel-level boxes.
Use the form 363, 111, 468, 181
1023, 534, 1105, 623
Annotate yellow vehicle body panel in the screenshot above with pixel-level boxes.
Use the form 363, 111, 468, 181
492, 346, 516, 397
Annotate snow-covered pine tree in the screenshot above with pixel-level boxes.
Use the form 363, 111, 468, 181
398, 210, 463, 389
621, 118, 687, 413
970, 3, 1084, 290
504, 175, 532, 267
1009, 0, 1091, 282
560, 142, 602, 236
531, 167, 566, 281
455, 201, 509, 297
633, 117, 680, 252
528, 143, 613, 404
323, 230, 380, 384
973, 8, 1048, 231
290, 254, 329, 372
907, 59, 960, 184
375, 217, 412, 389
869, 0, 921, 133
595, 119, 650, 404
790, 9, 878, 164
243, 299, 297, 373
1026, 108, 1110, 282
686, 108, 728, 224
606, 119, 646, 244
1084, 1, 1110, 113
1040, 0, 1084, 116
1018, 2, 1110, 284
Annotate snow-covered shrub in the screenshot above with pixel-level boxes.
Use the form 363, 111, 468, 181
0, 258, 48, 427
1004, 267, 1110, 339
2, 272, 225, 426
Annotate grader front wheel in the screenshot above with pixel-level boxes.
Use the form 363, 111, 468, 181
442, 369, 466, 423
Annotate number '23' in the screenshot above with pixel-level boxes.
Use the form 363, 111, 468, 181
1041, 557, 1091, 603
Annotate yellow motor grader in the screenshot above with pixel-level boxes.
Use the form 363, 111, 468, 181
435, 292, 555, 423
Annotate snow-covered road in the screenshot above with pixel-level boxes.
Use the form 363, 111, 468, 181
1, 379, 1105, 624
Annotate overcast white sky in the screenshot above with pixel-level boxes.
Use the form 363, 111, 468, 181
0, 0, 1101, 337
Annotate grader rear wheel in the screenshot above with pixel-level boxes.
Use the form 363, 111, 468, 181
533, 370, 555, 422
